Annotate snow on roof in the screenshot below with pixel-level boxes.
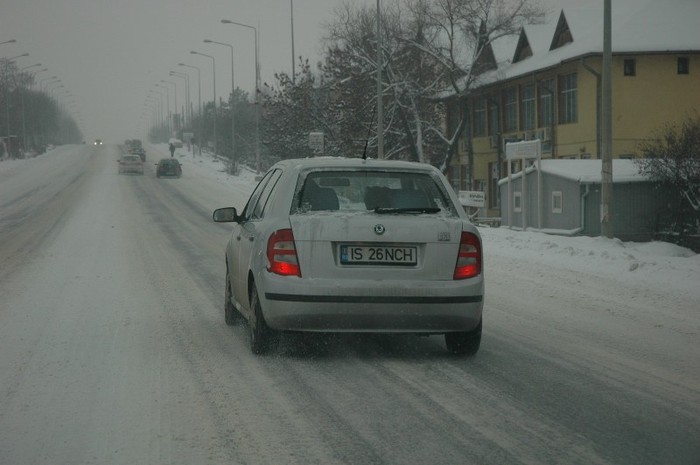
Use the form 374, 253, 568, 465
478, 0, 700, 87
498, 159, 648, 184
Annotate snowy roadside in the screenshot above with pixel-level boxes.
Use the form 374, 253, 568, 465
156, 143, 699, 299
480, 226, 699, 299
4, 144, 699, 300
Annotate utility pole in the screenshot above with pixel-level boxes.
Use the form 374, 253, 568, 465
376, 0, 384, 159
291, 0, 295, 84
601, 0, 614, 238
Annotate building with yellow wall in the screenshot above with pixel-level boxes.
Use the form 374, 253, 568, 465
447, 0, 700, 218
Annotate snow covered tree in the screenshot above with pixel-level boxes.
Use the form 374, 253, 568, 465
637, 115, 700, 248
219, 87, 255, 171
322, 0, 543, 169
323, 1, 446, 162
402, 0, 544, 171
261, 57, 348, 164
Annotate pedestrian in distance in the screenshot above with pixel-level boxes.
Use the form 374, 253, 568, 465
169, 143, 175, 157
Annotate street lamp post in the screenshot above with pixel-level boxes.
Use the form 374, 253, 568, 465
161, 80, 178, 131
291, 0, 295, 84
6, 52, 28, 62
179, 63, 202, 156
20, 63, 42, 151
145, 95, 162, 137
376, 0, 384, 159
155, 83, 171, 135
170, 71, 190, 128
149, 89, 166, 141
45, 82, 63, 145
190, 50, 217, 157
145, 98, 160, 138
27, 67, 48, 148
221, 19, 260, 173
4, 53, 29, 140
40, 76, 58, 92
204, 39, 236, 172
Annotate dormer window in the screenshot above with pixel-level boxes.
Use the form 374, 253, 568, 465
513, 30, 533, 63
550, 11, 573, 50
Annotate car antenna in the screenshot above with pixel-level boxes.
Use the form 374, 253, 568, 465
362, 104, 377, 160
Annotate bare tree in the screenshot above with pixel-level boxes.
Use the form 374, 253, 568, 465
323, 1, 446, 162
322, 0, 543, 169
636, 115, 700, 247
404, 0, 544, 171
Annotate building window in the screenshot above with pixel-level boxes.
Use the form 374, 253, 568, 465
473, 97, 487, 137
539, 78, 554, 128
558, 73, 577, 124
513, 192, 522, 212
552, 191, 563, 214
450, 165, 461, 191
678, 57, 689, 74
503, 87, 518, 133
624, 59, 636, 76
489, 98, 500, 137
520, 84, 536, 131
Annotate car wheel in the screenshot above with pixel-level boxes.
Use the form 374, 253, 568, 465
224, 268, 240, 326
445, 318, 482, 356
249, 282, 276, 355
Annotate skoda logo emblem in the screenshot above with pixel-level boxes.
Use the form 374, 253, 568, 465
374, 224, 386, 235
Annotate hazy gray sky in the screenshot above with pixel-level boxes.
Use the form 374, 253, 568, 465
1, 0, 372, 143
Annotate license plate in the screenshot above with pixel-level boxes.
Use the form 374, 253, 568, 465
340, 245, 417, 266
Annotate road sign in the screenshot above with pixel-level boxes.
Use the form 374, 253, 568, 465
505, 139, 541, 160
309, 132, 324, 153
459, 191, 486, 208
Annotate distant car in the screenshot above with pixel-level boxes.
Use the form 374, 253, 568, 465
118, 154, 144, 175
130, 147, 146, 161
155, 158, 182, 178
94, 139, 103, 146
168, 138, 183, 148
212, 157, 484, 356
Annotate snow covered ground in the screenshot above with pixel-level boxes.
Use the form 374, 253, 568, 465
2, 144, 699, 464
4, 143, 699, 300
7, 142, 697, 295
148, 142, 700, 298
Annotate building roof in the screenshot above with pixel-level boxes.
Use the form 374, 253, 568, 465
476, 0, 700, 87
499, 159, 649, 184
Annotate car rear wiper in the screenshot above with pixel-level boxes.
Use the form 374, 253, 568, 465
373, 207, 441, 214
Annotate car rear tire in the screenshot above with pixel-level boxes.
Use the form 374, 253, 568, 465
249, 283, 276, 355
224, 268, 240, 326
445, 318, 482, 356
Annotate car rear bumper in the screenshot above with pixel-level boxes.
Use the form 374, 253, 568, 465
258, 276, 483, 333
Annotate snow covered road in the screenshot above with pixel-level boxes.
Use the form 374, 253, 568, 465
0, 145, 698, 464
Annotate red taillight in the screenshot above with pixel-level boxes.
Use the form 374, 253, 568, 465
266, 228, 301, 277
453, 232, 482, 280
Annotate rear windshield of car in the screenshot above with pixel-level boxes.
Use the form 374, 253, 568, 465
123, 156, 140, 162
291, 169, 458, 215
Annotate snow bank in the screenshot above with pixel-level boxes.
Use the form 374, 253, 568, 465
480, 226, 699, 296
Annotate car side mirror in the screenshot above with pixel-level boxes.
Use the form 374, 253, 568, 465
212, 207, 240, 223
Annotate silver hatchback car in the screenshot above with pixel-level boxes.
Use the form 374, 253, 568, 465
213, 158, 484, 355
